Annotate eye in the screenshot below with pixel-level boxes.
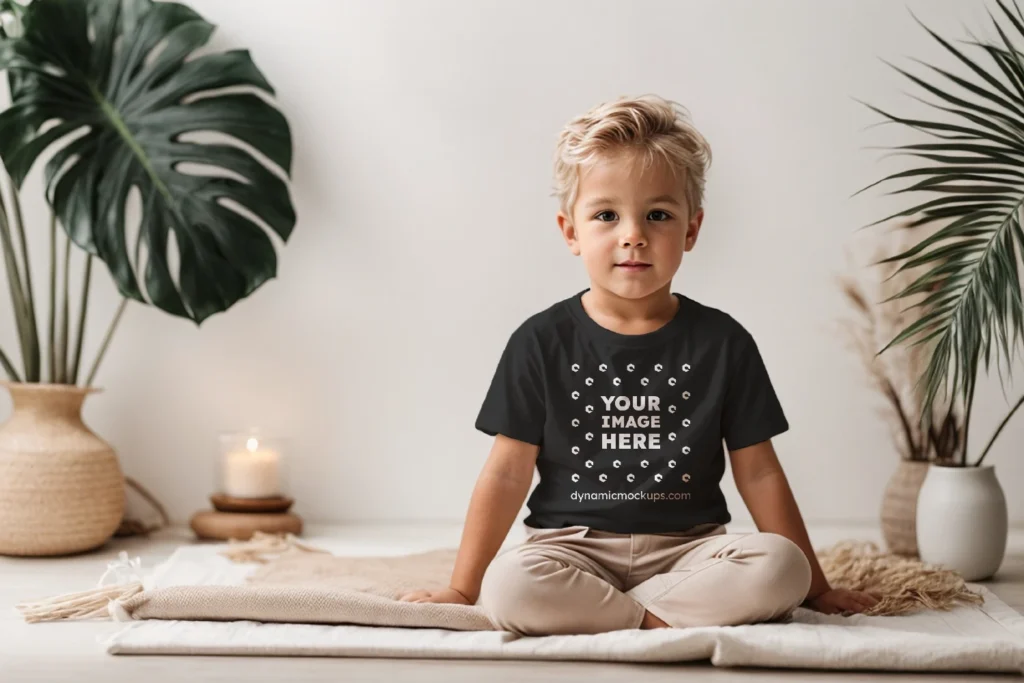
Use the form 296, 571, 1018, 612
648, 210, 671, 221
595, 210, 617, 222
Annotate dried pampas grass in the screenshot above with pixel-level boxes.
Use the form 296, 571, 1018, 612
836, 221, 964, 462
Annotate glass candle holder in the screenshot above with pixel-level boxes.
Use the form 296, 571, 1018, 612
218, 430, 289, 499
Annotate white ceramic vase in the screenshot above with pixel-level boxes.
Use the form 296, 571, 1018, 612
916, 463, 1008, 581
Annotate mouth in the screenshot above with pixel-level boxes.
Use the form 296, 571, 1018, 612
616, 260, 651, 271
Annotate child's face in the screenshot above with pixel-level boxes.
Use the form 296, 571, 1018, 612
557, 149, 703, 302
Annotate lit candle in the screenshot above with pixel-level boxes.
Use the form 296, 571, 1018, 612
223, 437, 280, 498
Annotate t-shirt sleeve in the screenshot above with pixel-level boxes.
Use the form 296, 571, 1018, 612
474, 325, 546, 445
721, 328, 789, 451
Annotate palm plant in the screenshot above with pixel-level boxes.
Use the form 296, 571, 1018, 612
0, 0, 295, 386
858, 0, 1024, 467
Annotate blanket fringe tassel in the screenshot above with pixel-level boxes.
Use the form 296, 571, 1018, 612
817, 540, 984, 616
14, 535, 986, 622
15, 550, 145, 623
219, 531, 330, 564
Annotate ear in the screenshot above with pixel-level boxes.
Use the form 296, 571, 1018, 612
684, 208, 704, 252
557, 210, 581, 256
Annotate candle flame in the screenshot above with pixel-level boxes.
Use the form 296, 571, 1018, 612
246, 437, 259, 452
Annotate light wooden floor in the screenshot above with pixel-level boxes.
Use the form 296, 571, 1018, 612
2, 523, 1023, 682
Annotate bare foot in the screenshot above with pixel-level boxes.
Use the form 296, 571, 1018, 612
640, 609, 670, 629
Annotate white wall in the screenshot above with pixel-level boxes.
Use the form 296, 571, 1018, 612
1, 0, 1020, 526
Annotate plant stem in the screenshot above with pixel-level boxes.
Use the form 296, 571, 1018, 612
940, 400, 955, 461
69, 255, 92, 385
57, 233, 71, 383
0, 175, 32, 381
6, 176, 38, 381
47, 213, 56, 383
960, 361, 978, 467
884, 380, 919, 459
0, 345, 21, 382
974, 393, 1024, 467
85, 298, 128, 388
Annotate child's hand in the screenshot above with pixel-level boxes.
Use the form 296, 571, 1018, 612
398, 587, 474, 605
805, 588, 881, 615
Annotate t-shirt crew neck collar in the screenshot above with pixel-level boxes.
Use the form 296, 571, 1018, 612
568, 288, 689, 348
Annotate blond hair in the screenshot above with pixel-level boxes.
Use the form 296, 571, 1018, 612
553, 94, 712, 219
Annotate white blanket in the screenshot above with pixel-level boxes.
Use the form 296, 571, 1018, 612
104, 543, 1024, 673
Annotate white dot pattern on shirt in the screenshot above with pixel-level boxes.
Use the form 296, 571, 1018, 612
566, 359, 695, 488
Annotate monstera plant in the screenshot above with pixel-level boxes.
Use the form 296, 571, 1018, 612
0, 0, 296, 557
0, 0, 295, 386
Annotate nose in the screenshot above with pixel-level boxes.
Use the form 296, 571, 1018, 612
618, 220, 647, 249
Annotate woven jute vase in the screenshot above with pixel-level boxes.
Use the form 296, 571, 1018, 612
0, 381, 124, 556
880, 459, 930, 557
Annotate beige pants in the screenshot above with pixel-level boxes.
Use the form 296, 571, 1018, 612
478, 523, 812, 636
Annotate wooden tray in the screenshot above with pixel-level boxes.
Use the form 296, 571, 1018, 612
210, 493, 294, 514
190, 509, 303, 541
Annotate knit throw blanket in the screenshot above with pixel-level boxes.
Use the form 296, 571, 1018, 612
16, 533, 984, 628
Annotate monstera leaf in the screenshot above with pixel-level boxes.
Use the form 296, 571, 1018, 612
0, 0, 295, 324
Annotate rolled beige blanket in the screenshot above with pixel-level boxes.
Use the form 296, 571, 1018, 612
16, 532, 983, 626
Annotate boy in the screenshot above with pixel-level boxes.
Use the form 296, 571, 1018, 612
400, 95, 879, 635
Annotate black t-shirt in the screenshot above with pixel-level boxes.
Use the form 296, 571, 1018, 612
474, 288, 789, 534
